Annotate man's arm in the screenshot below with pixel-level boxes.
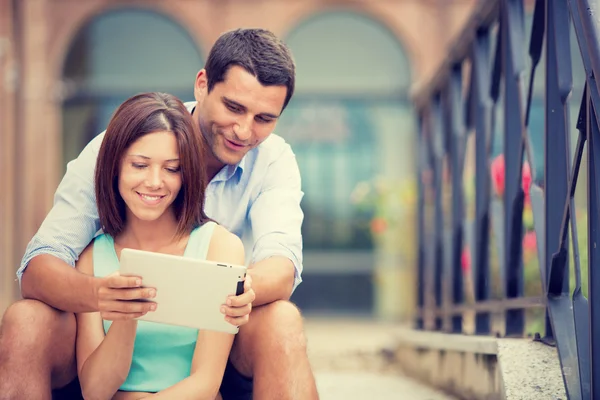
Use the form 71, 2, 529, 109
23, 255, 98, 312
19, 133, 105, 312
247, 142, 304, 306
247, 256, 294, 307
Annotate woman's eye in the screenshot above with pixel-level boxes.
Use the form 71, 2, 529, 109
132, 163, 146, 169
166, 167, 180, 173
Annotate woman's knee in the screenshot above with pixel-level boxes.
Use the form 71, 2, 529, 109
0, 299, 74, 352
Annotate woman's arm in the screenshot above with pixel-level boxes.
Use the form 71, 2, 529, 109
75, 244, 139, 400
146, 225, 246, 400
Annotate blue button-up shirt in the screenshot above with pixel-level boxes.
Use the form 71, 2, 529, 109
18, 102, 304, 292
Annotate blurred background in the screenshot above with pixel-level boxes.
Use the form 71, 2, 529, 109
0, 0, 478, 320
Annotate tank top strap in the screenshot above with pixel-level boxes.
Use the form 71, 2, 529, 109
185, 221, 217, 260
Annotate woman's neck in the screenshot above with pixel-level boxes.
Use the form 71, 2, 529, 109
117, 210, 183, 252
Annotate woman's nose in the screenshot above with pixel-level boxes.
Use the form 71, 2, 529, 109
145, 168, 162, 189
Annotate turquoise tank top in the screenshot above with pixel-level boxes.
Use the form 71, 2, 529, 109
92, 221, 216, 393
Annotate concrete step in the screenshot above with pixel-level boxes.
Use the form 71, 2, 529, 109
316, 371, 455, 400
304, 317, 457, 400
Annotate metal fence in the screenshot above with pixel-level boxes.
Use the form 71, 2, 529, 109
412, 0, 600, 398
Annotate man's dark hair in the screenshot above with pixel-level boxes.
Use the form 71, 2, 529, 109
205, 28, 296, 111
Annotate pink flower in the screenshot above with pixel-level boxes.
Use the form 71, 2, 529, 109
490, 154, 532, 204
522, 231, 537, 252
370, 217, 387, 235
461, 246, 471, 273
522, 161, 532, 205
491, 155, 505, 197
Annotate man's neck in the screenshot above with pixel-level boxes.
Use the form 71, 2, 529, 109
206, 161, 225, 182
192, 105, 225, 182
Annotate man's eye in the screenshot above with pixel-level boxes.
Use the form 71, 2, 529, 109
256, 116, 273, 124
226, 104, 241, 113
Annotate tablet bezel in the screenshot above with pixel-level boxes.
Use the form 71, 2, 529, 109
119, 248, 247, 334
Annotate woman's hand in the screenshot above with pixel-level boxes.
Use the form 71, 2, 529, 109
221, 273, 255, 327
95, 272, 157, 320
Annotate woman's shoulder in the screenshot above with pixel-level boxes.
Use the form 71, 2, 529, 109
206, 223, 245, 264
76, 234, 113, 275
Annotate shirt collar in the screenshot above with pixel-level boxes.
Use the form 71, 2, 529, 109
213, 157, 246, 183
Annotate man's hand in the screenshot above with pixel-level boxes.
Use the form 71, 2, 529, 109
95, 272, 157, 320
222, 274, 255, 327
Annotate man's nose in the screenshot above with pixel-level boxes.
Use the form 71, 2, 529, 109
233, 116, 253, 141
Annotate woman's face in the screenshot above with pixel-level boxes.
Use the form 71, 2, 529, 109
118, 131, 182, 223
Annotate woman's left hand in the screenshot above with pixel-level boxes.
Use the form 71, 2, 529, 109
221, 273, 255, 327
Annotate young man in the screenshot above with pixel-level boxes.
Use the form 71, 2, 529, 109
0, 28, 318, 400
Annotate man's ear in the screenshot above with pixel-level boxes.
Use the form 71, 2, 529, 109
193, 69, 208, 102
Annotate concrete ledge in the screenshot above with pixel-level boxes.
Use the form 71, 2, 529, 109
394, 327, 498, 355
496, 339, 566, 400
392, 328, 567, 400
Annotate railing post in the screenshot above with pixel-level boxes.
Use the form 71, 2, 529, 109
430, 95, 445, 331
471, 26, 492, 335
416, 114, 426, 330
545, 0, 572, 309
587, 91, 600, 400
446, 63, 466, 333
501, 0, 526, 336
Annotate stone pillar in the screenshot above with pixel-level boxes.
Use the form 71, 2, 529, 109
16, 0, 59, 257
0, 0, 18, 315
0, 0, 19, 313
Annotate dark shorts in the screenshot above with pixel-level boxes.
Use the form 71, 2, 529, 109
51, 360, 253, 400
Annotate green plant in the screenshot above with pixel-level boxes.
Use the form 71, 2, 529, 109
350, 177, 417, 259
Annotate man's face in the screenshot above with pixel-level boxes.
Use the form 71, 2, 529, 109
193, 66, 287, 169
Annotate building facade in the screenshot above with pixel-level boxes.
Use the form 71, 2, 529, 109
0, 0, 477, 314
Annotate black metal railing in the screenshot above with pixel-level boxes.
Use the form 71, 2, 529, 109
413, 0, 600, 398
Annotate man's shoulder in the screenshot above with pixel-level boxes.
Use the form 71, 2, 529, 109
252, 133, 294, 162
240, 134, 298, 187
184, 101, 196, 112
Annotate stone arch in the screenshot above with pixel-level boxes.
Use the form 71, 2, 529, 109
49, 2, 209, 92
277, 4, 419, 80
59, 6, 204, 165
283, 10, 412, 96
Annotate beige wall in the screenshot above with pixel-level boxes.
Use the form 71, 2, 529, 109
0, 0, 476, 314
1, 0, 19, 314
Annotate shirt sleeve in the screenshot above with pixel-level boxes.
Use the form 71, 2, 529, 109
17, 133, 105, 286
248, 144, 304, 293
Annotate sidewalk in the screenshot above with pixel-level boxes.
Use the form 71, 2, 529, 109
304, 317, 457, 400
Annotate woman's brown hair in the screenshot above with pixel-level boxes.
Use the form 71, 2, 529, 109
95, 92, 209, 238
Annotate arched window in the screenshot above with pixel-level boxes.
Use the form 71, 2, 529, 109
280, 11, 413, 313
61, 8, 203, 166
280, 11, 412, 251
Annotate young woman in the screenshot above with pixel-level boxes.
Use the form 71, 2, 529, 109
74, 92, 244, 400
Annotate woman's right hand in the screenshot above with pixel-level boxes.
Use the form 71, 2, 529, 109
95, 272, 157, 320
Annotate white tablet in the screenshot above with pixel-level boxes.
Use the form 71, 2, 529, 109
119, 248, 247, 335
